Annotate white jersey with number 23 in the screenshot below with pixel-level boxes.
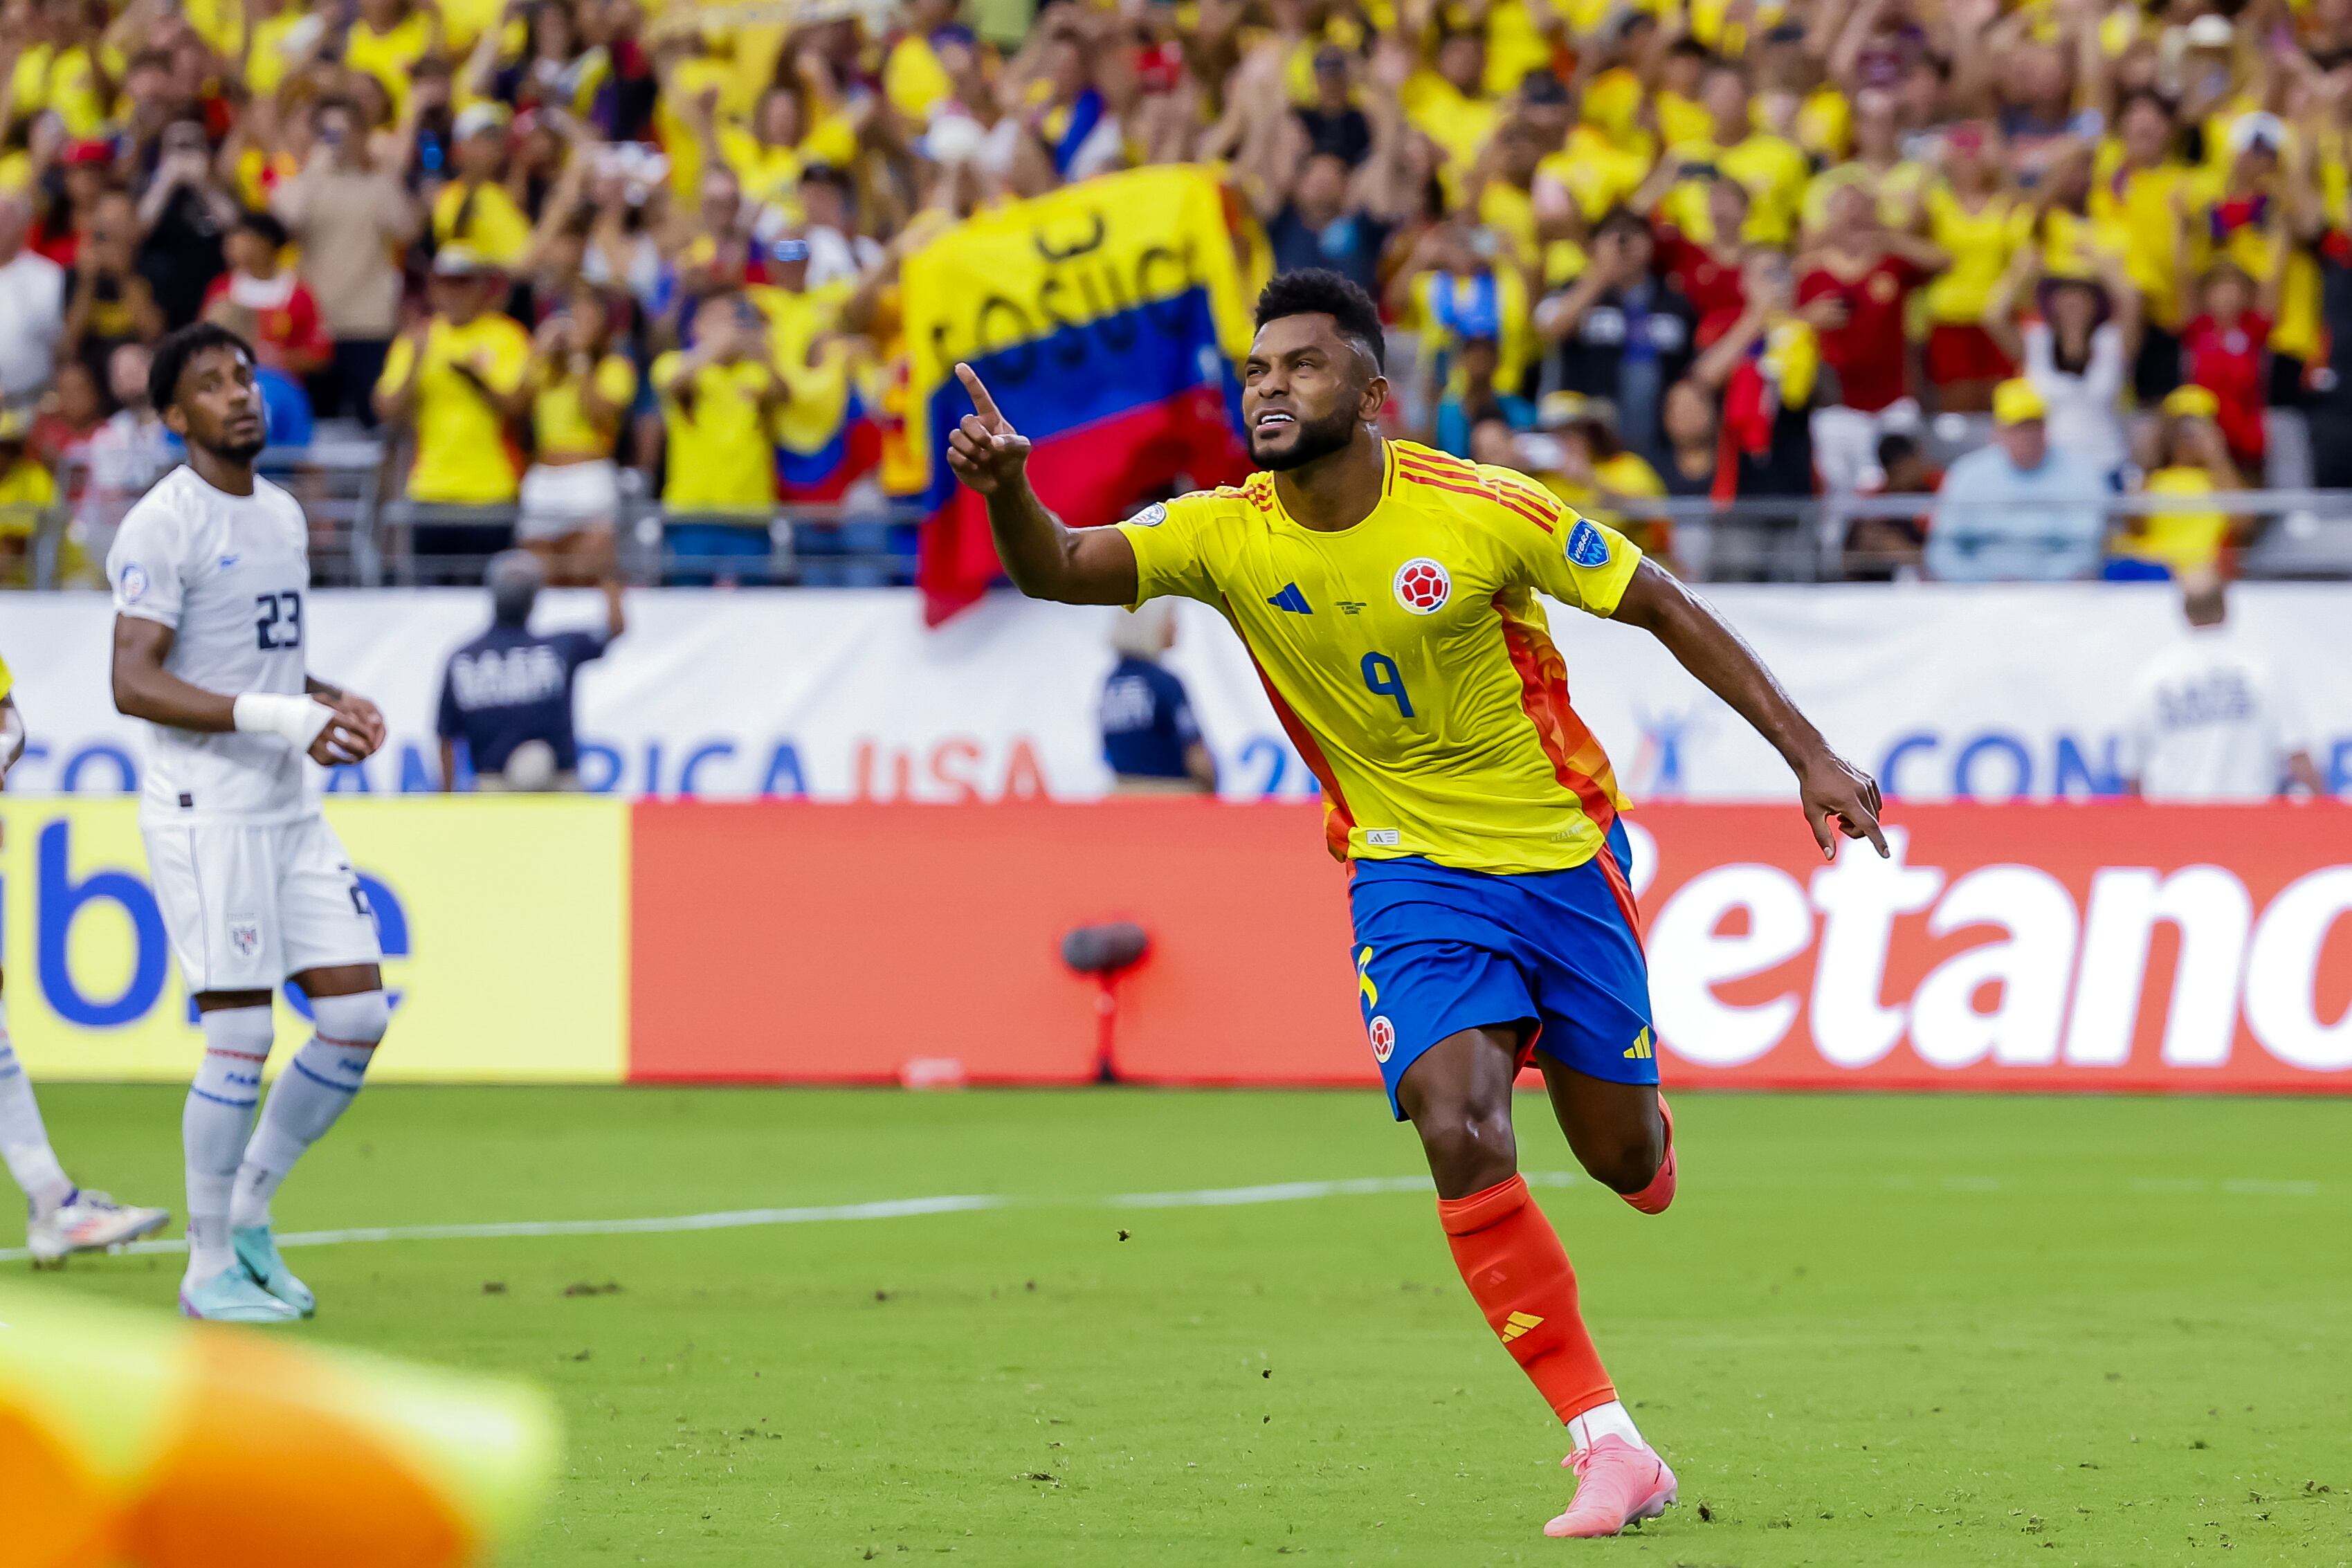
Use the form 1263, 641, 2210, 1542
107, 465, 315, 825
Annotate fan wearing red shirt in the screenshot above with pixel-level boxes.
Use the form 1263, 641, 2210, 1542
2179, 261, 2270, 475
1650, 176, 1751, 346
199, 210, 331, 379
1797, 183, 1949, 491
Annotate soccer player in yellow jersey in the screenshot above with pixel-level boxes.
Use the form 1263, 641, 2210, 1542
947, 270, 1886, 1539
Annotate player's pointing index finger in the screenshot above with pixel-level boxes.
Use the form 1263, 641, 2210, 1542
955, 363, 1007, 430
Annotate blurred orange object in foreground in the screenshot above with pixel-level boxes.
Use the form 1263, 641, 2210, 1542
0, 1284, 558, 1568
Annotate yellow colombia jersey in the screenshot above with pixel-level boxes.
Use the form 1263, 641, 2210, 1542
0, 652, 11, 703
1120, 441, 1641, 877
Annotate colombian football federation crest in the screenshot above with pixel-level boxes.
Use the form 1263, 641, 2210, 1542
228, 917, 261, 960
1368, 1015, 1396, 1063
1392, 558, 1450, 614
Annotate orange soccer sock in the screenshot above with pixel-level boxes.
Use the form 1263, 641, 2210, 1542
1437, 1174, 1616, 1423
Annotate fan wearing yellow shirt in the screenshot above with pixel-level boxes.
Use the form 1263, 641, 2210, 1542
1660, 66, 1811, 246
519, 284, 637, 583
1651, 37, 1717, 150
2090, 93, 2215, 404
709, 83, 859, 221
1920, 125, 2029, 412
1578, 61, 1653, 162
8, 1, 117, 142
1400, 29, 1502, 183
945, 267, 1886, 1542
0, 409, 56, 583
344, 0, 439, 116
1387, 220, 1535, 406
374, 249, 534, 578
1536, 405, 1675, 563
432, 104, 534, 270
882, 0, 959, 124
747, 232, 861, 478
651, 289, 789, 585
2111, 385, 2244, 578
1802, 87, 1930, 236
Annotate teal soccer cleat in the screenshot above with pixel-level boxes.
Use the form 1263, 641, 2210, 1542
233, 1225, 317, 1318
180, 1265, 302, 1323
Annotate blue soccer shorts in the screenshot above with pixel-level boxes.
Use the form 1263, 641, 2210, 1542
1347, 819, 1658, 1120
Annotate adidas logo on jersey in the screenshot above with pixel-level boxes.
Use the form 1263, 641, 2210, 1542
1266, 583, 1311, 614
1624, 1028, 1654, 1060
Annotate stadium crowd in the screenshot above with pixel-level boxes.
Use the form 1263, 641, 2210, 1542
1, 0, 2351, 587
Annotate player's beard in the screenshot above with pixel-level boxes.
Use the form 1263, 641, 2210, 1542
1251, 405, 1359, 471
208, 431, 267, 466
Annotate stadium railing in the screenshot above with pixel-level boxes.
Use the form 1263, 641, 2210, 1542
13, 445, 921, 590
1634, 489, 2352, 581
12, 446, 2352, 587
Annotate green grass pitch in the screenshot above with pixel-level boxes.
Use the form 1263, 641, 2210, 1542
21, 1084, 2352, 1566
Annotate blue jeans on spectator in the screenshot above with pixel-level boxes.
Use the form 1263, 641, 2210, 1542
666, 514, 778, 585
795, 516, 903, 587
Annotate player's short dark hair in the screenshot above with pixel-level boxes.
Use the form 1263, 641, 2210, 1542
149, 320, 254, 414
1255, 268, 1385, 372
1876, 430, 1920, 469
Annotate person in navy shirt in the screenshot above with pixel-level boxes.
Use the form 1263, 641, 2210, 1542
437, 551, 624, 790
1100, 602, 1216, 793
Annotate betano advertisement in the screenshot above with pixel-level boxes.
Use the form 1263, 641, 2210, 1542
8, 798, 2348, 1091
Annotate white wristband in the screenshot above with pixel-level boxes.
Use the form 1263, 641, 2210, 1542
233, 693, 336, 751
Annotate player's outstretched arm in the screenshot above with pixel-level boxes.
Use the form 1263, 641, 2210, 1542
1610, 559, 1888, 861
111, 617, 372, 766
945, 363, 1139, 607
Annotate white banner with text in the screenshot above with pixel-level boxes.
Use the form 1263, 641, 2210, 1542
8, 583, 2352, 803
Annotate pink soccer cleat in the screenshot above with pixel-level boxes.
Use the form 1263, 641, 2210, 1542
1621, 1094, 1677, 1216
1544, 1435, 1677, 1538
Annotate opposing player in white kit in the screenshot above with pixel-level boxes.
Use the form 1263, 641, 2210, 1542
0, 661, 172, 1263
107, 322, 394, 1323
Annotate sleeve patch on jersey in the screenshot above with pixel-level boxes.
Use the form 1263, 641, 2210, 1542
120, 563, 149, 602
1566, 520, 1612, 569
1126, 502, 1168, 528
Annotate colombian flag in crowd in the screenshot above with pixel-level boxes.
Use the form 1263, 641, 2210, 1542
774, 340, 882, 503
900, 165, 1259, 623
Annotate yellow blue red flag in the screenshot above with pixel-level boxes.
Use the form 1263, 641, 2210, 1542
902, 164, 1258, 622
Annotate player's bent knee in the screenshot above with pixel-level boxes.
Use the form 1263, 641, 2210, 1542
1576, 1118, 1665, 1194
309, 990, 390, 1047
1414, 1104, 1518, 1197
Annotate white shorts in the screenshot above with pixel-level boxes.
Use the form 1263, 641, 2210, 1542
517, 459, 620, 541
143, 815, 383, 994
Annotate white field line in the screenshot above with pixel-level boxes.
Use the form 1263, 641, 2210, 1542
3, 1167, 2324, 1265
0, 1174, 1513, 1264
1109, 1171, 1577, 1208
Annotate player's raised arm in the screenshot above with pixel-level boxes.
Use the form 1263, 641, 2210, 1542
1609, 558, 1888, 861
945, 363, 1140, 606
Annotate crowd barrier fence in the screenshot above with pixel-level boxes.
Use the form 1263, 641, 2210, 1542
14, 440, 2352, 587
